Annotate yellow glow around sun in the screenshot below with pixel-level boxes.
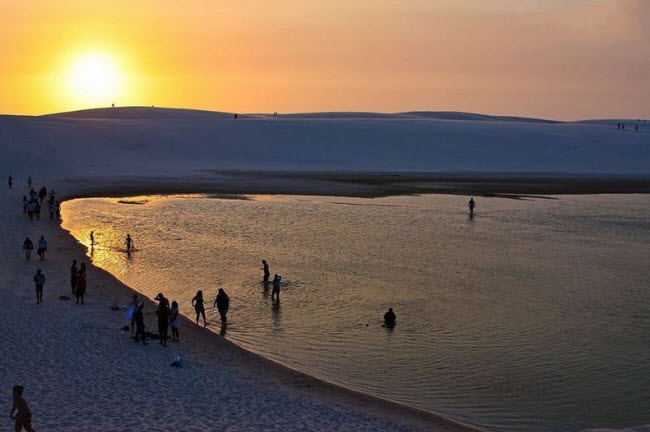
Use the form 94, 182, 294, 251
65, 53, 123, 107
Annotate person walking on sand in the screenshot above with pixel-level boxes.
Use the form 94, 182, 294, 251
214, 288, 230, 325
37, 236, 47, 261
22, 237, 33, 260
261, 260, 270, 283
468, 198, 476, 215
33, 269, 45, 304
192, 290, 207, 326
75, 270, 86, 304
384, 308, 397, 328
8, 175, 12, 189
10, 385, 36, 432
155, 298, 170, 346
271, 274, 282, 301
125, 234, 133, 252
170, 301, 180, 342
133, 302, 147, 345
48, 203, 55, 220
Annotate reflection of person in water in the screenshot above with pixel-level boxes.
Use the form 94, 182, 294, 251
384, 308, 396, 327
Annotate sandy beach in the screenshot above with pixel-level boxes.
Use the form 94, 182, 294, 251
2, 176, 486, 431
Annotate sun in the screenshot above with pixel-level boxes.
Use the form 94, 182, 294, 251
66, 53, 123, 106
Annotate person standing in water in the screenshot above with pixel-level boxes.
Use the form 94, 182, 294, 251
384, 308, 397, 327
89, 231, 94, 247
261, 260, 270, 283
27, 176, 32, 189
22, 237, 33, 260
214, 288, 230, 325
169, 301, 180, 342
8, 175, 12, 189
37, 236, 47, 260
33, 269, 45, 304
125, 234, 133, 252
468, 198, 476, 215
10, 385, 36, 432
191, 290, 207, 326
271, 274, 282, 301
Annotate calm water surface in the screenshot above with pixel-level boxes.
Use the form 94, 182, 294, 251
62, 194, 650, 432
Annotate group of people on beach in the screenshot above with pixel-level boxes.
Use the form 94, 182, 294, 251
21, 179, 61, 221
617, 122, 640, 131
22, 236, 47, 261
128, 292, 180, 346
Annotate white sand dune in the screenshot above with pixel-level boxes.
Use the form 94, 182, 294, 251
1, 107, 648, 179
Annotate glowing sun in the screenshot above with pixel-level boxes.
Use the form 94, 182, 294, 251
66, 53, 123, 106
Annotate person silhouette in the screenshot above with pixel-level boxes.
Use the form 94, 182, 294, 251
125, 234, 133, 252
261, 260, 270, 283
214, 288, 230, 325
384, 308, 396, 327
468, 198, 476, 215
271, 274, 282, 301
192, 290, 207, 326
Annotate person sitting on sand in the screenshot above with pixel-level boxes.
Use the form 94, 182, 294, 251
22, 237, 33, 260
384, 308, 396, 327
33, 269, 45, 304
133, 302, 147, 345
75, 270, 86, 304
37, 236, 47, 261
261, 260, 270, 283
271, 274, 282, 301
192, 290, 207, 326
214, 288, 230, 325
468, 198, 476, 215
169, 301, 180, 342
10, 385, 36, 432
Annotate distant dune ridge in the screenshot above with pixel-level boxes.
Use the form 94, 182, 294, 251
1, 106, 648, 178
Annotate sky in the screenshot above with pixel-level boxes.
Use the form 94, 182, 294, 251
0, 0, 648, 120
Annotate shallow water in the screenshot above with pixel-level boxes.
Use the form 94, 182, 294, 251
62, 194, 650, 432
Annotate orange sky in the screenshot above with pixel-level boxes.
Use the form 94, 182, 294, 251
1, 0, 648, 120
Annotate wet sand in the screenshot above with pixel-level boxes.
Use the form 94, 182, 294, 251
60, 171, 650, 200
